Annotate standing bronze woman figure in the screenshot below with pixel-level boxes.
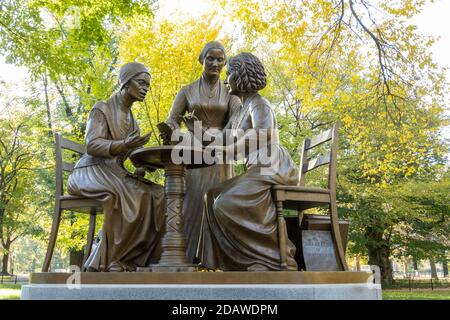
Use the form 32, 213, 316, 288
68, 62, 165, 272
165, 41, 241, 262
197, 53, 299, 271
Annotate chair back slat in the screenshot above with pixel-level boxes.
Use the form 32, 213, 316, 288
55, 133, 64, 197
297, 124, 339, 189
298, 140, 309, 186
61, 137, 85, 155
305, 127, 333, 150
328, 124, 339, 191
303, 152, 331, 172
62, 162, 75, 172
54, 133, 85, 197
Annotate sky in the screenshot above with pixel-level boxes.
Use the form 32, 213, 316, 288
410, 0, 450, 75
410, 0, 450, 142
1, 0, 449, 138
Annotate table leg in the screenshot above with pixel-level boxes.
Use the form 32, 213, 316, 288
150, 163, 197, 272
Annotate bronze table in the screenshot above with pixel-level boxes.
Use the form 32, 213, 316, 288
130, 145, 210, 272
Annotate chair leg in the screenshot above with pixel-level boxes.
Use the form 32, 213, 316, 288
42, 204, 62, 272
82, 208, 97, 272
329, 199, 348, 271
276, 201, 288, 270
297, 211, 304, 227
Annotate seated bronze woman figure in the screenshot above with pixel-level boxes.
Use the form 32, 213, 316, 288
68, 62, 165, 272
196, 52, 299, 271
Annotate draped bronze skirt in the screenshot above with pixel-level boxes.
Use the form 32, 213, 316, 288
183, 162, 233, 262
197, 144, 299, 271
68, 162, 165, 271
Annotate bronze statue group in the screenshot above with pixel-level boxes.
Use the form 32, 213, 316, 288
68, 41, 299, 272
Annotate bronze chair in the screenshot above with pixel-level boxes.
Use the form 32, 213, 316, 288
272, 124, 348, 271
42, 133, 102, 272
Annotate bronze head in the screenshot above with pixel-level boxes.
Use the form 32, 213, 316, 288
119, 62, 151, 102
225, 52, 267, 94
198, 41, 226, 79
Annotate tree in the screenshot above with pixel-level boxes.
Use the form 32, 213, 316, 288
0, 0, 156, 136
0, 122, 30, 274
0, 84, 51, 274
0, 0, 156, 268
218, 0, 448, 283
392, 174, 450, 276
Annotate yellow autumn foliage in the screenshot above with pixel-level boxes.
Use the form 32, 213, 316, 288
119, 11, 229, 143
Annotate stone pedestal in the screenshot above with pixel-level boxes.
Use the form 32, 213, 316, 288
22, 283, 381, 300
21, 271, 381, 300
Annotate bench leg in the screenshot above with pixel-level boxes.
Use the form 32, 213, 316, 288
329, 197, 348, 271
42, 204, 62, 272
82, 208, 97, 271
276, 201, 288, 270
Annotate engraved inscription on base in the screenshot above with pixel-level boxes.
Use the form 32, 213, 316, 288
302, 230, 339, 271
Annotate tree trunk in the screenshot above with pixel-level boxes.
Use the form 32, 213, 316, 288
429, 258, 438, 279
403, 260, 408, 277
442, 258, 448, 278
355, 255, 361, 271
365, 227, 393, 285
43, 74, 53, 137
31, 259, 36, 273
1, 239, 11, 276
69, 249, 84, 269
1, 252, 9, 276
368, 245, 393, 285
54, 80, 74, 120
413, 257, 418, 271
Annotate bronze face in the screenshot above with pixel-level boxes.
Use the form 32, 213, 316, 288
126, 73, 150, 102
224, 72, 238, 95
203, 48, 225, 78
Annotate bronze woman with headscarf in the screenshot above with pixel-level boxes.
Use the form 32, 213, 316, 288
68, 62, 165, 272
197, 53, 299, 271
164, 41, 241, 262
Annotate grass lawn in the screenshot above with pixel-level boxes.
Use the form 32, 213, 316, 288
383, 289, 450, 300
0, 284, 22, 300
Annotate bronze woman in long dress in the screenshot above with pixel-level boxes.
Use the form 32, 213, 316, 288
68, 62, 165, 272
165, 41, 241, 262
197, 53, 299, 271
